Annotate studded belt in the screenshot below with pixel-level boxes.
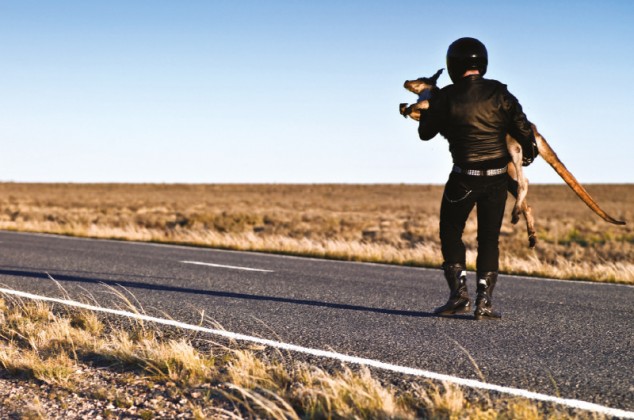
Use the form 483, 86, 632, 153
452, 164, 508, 176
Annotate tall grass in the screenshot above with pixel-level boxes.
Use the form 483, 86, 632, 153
0, 294, 598, 419
0, 183, 631, 283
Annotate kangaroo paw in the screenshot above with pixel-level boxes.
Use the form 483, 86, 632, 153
528, 234, 537, 248
511, 208, 520, 224
399, 103, 408, 116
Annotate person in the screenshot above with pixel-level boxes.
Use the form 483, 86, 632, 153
418, 37, 538, 320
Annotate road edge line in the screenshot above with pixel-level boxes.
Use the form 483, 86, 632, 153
0, 287, 631, 418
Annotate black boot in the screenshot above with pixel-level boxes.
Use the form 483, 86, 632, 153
474, 272, 502, 320
434, 263, 471, 316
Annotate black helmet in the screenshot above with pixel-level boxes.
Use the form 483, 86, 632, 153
446, 37, 488, 83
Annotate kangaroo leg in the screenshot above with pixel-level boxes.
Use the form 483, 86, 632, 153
523, 203, 537, 248
506, 142, 537, 248
400, 100, 430, 122
505, 136, 528, 225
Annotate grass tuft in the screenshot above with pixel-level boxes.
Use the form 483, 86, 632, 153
0, 293, 609, 419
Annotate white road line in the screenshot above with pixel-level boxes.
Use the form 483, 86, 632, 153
0, 287, 631, 419
4, 230, 633, 288
181, 260, 273, 273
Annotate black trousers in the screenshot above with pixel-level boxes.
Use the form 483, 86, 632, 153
439, 172, 508, 273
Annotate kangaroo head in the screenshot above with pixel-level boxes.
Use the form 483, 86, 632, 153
403, 68, 444, 95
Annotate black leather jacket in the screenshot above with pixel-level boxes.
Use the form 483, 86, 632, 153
418, 75, 535, 169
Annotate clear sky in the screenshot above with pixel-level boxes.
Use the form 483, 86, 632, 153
1, 1, 632, 184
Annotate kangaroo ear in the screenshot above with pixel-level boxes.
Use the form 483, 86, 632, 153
430, 68, 444, 83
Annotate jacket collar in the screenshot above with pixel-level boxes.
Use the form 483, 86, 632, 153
461, 74, 482, 82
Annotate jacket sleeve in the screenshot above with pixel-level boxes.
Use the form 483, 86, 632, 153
502, 88, 538, 164
418, 92, 445, 141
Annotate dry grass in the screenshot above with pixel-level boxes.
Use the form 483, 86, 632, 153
0, 295, 602, 419
0, 183, 632, 283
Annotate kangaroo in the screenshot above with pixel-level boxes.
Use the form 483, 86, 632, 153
400, 69, 625, 247
399, 68, 444, 122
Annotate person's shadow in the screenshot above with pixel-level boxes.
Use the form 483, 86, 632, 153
0, 267, 474, 319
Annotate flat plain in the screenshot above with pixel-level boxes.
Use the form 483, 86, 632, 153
0, 182, 631, 283
1, 185, 632, 419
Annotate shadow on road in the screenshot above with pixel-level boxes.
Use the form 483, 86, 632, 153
0, 267, 465, 319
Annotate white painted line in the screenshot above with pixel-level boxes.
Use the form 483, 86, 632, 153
181, 260, 273, 273
4, 230, 633, 288
0, 287, 631, 419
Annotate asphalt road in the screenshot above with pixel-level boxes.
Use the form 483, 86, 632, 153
0, 231, 632, 412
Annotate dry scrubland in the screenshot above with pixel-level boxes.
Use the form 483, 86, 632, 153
0, 182, 632, 283
0, 295, 602, 418
0, 184, 627, 418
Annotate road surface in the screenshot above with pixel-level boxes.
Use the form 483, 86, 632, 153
0, 231, 632, 412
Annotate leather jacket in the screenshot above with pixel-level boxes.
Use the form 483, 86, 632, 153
418, 75, 535, 169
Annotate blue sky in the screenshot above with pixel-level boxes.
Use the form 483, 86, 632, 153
1, 1, 632, 183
